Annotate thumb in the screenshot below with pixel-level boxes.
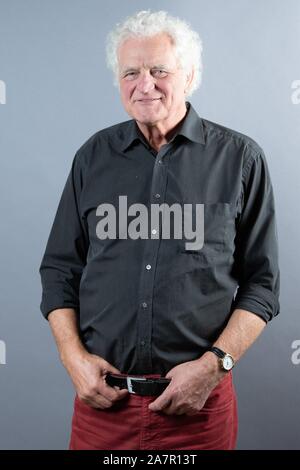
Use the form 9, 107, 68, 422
165, 369, 175, 380
148, 392, 171, 411
114, 388, 130, 399
100, 360, 121, 375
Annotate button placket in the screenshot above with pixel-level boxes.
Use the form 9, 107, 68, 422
136, 148, 171, 372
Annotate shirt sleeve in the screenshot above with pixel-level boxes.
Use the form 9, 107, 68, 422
232, 147, 280, 322
39, 152, 89, 320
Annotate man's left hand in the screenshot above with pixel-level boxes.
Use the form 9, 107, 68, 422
148, 352, 225, 416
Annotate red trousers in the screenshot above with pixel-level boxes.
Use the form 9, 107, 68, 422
69, 372, 238, 450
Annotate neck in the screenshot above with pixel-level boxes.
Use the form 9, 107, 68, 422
136, 102, 188, 151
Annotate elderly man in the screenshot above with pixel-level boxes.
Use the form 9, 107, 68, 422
39, 10, 280, 450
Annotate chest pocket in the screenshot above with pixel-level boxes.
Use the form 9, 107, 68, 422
180, 202, 237, 261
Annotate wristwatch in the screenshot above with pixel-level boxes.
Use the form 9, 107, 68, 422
209, 346, 235, 371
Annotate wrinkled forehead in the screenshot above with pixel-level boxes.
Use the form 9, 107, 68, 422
117, 33, 179, 71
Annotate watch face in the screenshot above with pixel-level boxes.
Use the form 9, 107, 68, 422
223, 355, 234, 371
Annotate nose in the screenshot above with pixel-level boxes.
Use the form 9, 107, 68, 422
136, 71, 155, 94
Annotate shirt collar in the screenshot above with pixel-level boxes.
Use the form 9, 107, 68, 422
119, 101, 205, 152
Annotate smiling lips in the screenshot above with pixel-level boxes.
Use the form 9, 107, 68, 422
136, 98, 161, 103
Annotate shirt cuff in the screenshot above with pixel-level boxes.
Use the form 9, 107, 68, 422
233, 283, 280, 323
40, 292, 79, 320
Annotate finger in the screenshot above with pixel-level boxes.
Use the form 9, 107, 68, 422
159, 399, 188, 415
114, 388, 130, 400
99, 381, 129, 402
174, 408, 187, 415
185, 409, 198, 416
100, 360, 121, 375
149, 395, 172, 411
80, 394, 113, 409
167, 404, 198, 416
98, 383, 120, 402
160, 402, 178, 415
165, 372, 173, 380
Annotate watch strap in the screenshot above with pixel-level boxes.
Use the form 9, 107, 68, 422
209, 346, 226, 359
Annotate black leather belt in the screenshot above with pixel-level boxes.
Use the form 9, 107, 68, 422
105, 373, 171, 396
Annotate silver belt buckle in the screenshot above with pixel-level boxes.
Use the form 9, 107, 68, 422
126, 376, 147, 394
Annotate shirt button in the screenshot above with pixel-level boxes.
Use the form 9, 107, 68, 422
140, 341, 146, 346
151, 229, 157, 235
141, 302, 148, 308
146, 264, 152, 270
158, 160, 162, 164
155, 193, 161, 199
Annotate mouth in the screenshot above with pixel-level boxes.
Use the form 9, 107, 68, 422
135, 98, 162, 103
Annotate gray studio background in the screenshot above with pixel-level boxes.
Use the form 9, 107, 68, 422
0, 0, 299, 450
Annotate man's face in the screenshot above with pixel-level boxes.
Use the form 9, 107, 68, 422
118, 33, 190, 126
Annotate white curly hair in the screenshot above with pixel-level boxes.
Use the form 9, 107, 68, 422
106, 10, 203, 98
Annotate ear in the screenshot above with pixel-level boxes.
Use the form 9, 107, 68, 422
185, 67, 195, 94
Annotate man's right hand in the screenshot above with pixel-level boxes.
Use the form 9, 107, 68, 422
63, 351, 129, 409
48, 308, 129, 409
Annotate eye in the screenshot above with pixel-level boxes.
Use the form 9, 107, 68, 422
152, 69, 168, 78
124, 72, 138, 80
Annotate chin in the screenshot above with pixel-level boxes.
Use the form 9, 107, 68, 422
137, 107, 166, 122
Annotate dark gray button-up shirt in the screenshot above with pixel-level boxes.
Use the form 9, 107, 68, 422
39, 102, 280, 375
